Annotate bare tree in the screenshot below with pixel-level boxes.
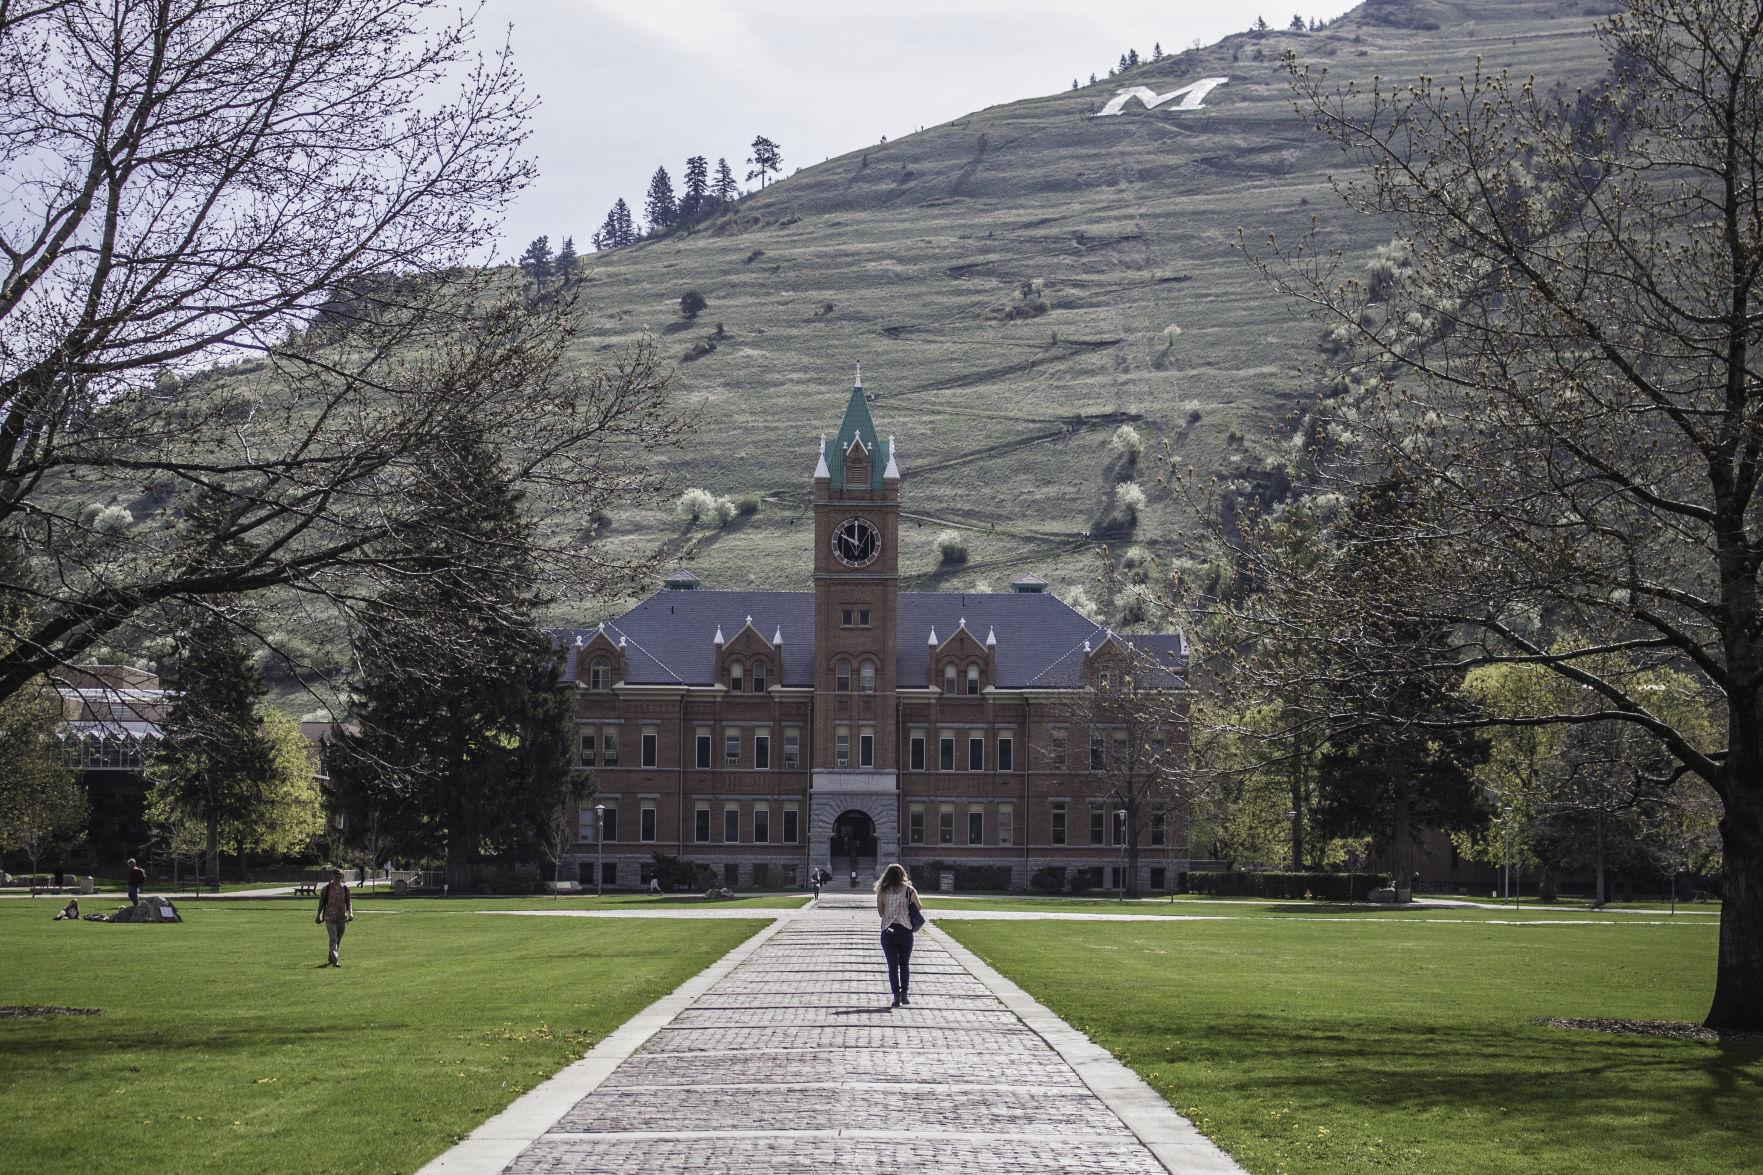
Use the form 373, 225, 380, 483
1213, 0, 1763, 1028
0, 3, 688, 699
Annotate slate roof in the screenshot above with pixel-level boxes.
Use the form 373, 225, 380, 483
557, 590, 1185, 690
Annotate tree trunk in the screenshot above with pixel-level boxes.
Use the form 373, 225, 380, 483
204, 811, 220, 882
1705, 788, 1763, 1030
1392, 781, 1412, 903
445, 832, 472, 892
1289, 727, 1305, 870
1539, 867, 1557, 903
1594, 813, 1606, 908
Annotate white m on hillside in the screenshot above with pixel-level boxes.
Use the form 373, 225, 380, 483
1093, 78, 1229, 117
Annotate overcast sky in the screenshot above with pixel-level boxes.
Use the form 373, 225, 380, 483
481, 1, 1357, 256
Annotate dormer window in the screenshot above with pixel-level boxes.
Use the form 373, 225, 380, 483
966, 663, 980, 695
860, 660, 876, 693
589, 657, 612, 691
835, 659, 852, 692
943, 663, 956, 694
752, 660, 767, 692
729, 660, 744, 692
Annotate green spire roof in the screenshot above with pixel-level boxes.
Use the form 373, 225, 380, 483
825, 368, 891, 490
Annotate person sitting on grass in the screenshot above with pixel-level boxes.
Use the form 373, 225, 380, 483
53, 898, 79, 921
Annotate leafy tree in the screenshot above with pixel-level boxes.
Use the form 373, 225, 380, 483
328, 426, 584, 889
518, 235, 553, 291
1227, 0, 1763, 1029
554, 236, 578, 285
712, 157, 740, 206
745, 136, 782, 188
241, 709, 325, 862
0, 0, 537, 701
148, 603, 277, 881
0, 684, 87, 879
680, 155, 710, 225
643, 166, 677, 233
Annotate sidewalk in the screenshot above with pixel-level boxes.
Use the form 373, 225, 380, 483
423, 894, 1241, 1174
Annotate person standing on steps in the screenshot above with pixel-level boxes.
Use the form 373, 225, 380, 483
316, 867, 353, 967
874, 862, 922, 1008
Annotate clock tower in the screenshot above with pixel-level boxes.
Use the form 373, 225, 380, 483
809, 367, 902, 878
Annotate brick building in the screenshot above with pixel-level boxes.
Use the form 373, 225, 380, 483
559, 374, 1189, 892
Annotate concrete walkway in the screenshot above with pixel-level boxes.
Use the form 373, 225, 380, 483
422, 894, 1242, 1175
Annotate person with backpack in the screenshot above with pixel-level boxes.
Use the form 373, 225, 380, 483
125, 859, 146, 904
874, 863, 923, 1008
316, 868, 354, 967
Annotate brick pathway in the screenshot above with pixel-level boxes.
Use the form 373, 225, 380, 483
426, 894, 1240, 1174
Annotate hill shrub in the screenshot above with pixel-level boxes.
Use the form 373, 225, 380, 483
679, 290, 707, 319
935, 529, 968, 565
734, 493, 762, 516
1059, 585, 1103, 623
1111, 481, 1146, 529
1108, 424, 1144, 466
677, 488, 739, 527
93, 504, 133, 533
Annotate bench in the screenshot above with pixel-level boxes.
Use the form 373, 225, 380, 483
543, 880, 583, 894
294, 883, 318, 897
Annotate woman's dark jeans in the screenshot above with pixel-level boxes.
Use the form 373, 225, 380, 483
880, 923, 914, 996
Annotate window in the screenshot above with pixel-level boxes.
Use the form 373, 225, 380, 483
997, 733, 1014, 771
999, 804, 1014, 847
602, 807, 619, 842
1099, 672, 1111, 690
966, 663, 980, 695
859, 608, 870, 626
725, 731, 740, 767
752, 661, 767, 692
1150, 866, 1167, 891
603, 731, 619, 766
754, 808, 770, 843
578, 802, 598, 842
859, 725, 875, 768
729, 660, 744, 692
600, 862, 617, 886
783, 729, 800, 768
640, 805, 656, 843
696, 733, 711, 769
860, 660, 876, 693
841, 607, 854, 627
754, 733, 770, 770
589, 657, 611, 690
938, 807, 954, 845
1051, 802, 1066, 846
909, 806, 925, 845
943, 664, 957, 694
1090, 807, 1106, 845
1110, 866, 1123, 890
968, 735, 984, 771
836, 726, 850, 768
938, 734, 955, 771
909, 734, 926, 771
695, 806, 711, 842
641, 731, 658, 767
1151, 812, 1167, 847
783, 808, 799, 843
968, 810, 983, 845
724, 807, 740, 843
835, 659, 851, 691
579, 732, 597, 768
1051, 729, 1067, 768
1090, 735, 1105, 771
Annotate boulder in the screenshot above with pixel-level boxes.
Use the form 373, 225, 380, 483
107, 896, 182, 923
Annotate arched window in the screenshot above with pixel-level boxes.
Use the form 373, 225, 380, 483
729, 660, 745, 692
943, 663, 957, 694
835, 659, 852, 692
589, 657, 612, 691
966, 663, 981, 695
860, 660, 876, 693
752, 660, 767, 692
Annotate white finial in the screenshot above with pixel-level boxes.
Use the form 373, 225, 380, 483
773, 626, 784, 645
713, 625, 725, 646
958, 616, 967, 629
986, 626, 997, 648
618, 635, 627, 648
597, 621, 605, 632
854, 362, 862, 388
928, 626, 938, 645
745, 614, 753, 627
1083, 640, 1092, 654
884, 435, 900, 480
574, 634, 583, 647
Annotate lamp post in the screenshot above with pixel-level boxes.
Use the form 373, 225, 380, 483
594, 803, 606, 898
1116, 808, 1128, 902
1288, 808, 1299, 872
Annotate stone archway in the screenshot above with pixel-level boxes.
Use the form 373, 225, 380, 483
809, 784, 899, 887
831, 809, 878, 880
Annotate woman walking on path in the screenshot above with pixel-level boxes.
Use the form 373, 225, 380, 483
874, 863, 921, 1007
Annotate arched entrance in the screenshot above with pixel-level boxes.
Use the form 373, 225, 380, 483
831, 809, 878, 883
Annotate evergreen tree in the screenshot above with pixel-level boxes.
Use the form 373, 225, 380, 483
1152, 42, 1162, 59
711, 157, 739, 205
612, 198, 635, 246
1126, 48, 1139, 67
517, 235, 553, 290
1071, 78, 1078, 90
1253, 15, 1269, 32
680, 155, 710, 225
1089, 72, 1097, 85
1117, 53, 1129, 73
745, 136, 782, 188
1290, 13, 1306, 30
643, 166, 677, 234
554, 236, 578, 285
328, 425, 582, 889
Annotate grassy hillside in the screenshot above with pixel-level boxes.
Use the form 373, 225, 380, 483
558, 0, 1617, 625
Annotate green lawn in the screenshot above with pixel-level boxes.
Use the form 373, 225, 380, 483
927, 894, 1721, 921
944, 912, 1760, 1175
0, 899, 769, 1174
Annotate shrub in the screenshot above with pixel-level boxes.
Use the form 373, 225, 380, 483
1068, 867, 1100, 895
675, 488, 717, 523
683, 335, 717, 361
1157, 323, 1183, 348
1029, 865, 1066, 894
951, 864, 1014, 891
679, 290, 708, 319
1059, 585, 1103, 623
743, 249, 765, 264
469, 864, 540, 895
649, 852, 699, 890
734, 493, 762, 517
935, 528, 968, 565
751, 863, 773, 889
1108, 424, 1144, 464
1112, 481, 1146, 529
93, 504, 133, 533
710, 496, 738, 527
1184, 870, 1391, 901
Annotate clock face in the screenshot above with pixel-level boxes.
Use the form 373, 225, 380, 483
832, 516, 880, 568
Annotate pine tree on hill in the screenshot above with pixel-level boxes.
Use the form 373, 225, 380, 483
612, 197, 635, 246
592, 204, 620, 251
555, 236, 578, 285
643, 166, 677, 234
1089, 72, 1097, 85
1127, 48, 1139, 67
518, 235, 553, 292
1071, 78, 1078, 90
1117, 53, 1129, 73
1253, 15, 1269, 32
680, 155, 710, 226
1152, 42, 1162, 59
1290, 13, 1306, 30
711, 157, 739, 206
746, 135, 782, 188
